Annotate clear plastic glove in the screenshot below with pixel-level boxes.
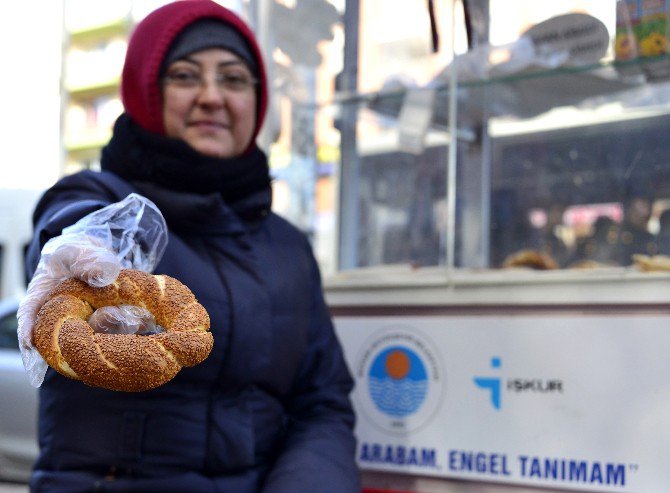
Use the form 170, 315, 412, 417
17, 193, 168, 387
46, 239, 121, 288
88, 305, 165, 336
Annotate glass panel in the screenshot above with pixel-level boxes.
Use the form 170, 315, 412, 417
342, 105, 450, 269
256, 0, 463, 273
246, 0, 342, 273
357, 0, 461, 92
453, 0, 670, 271
335, 0, 466, 271
251, 0, 346, 274
487, 112, 670, 269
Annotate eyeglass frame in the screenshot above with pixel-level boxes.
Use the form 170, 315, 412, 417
162, 70, 259, 93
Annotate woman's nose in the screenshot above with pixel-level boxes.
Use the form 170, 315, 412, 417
196, 77, 225, 106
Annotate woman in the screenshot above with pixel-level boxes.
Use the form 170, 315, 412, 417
24, 1, 360, 491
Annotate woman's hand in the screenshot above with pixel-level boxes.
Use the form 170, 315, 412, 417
18, 193, 168, 387
46, 239, 121, 288
17, 236, 123, 387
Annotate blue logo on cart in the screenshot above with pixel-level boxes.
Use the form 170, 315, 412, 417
369, 346, 428, 417
355, 328, 443, 433
474, 357, 502, 410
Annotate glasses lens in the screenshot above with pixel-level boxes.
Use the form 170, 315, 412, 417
219, 74, 256, 91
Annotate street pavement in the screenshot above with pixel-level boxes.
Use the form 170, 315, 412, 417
0, 483, 27, 492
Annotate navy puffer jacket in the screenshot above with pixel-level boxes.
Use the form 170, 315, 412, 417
25, 169, 359, 492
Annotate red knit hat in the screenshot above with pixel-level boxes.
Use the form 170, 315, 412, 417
121, 0, 268, 146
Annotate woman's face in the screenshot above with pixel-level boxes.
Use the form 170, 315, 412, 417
162, 48, 257, 158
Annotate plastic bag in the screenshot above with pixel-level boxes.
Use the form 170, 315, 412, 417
17, 193, 168, 387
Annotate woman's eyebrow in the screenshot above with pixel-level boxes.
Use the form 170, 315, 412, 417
173, 57, 199, 66
176, 57, 247, 70
217, 60, 248, 70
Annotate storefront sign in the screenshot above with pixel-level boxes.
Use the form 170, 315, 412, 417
524, 13, 610, 66
335, 314, 670, 491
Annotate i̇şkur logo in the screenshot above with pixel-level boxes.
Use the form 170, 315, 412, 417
473, 356, 502, 410
473, 357, 564, 410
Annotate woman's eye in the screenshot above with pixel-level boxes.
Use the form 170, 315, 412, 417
167, 71, 200, 85
222, 74, 245, 84
219, 73, 255, 89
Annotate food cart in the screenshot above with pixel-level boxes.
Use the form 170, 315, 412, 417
269, 1, 670, 491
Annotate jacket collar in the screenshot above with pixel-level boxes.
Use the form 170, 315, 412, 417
132, 181, 271, 236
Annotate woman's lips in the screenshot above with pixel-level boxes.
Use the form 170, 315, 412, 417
189, 121, 228, 130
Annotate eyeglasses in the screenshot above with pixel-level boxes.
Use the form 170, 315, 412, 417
163, 71, 258, 92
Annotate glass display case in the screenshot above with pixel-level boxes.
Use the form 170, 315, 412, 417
331, 0, 670, 276
253, 0, 670, 308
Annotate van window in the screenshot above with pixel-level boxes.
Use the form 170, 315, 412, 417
0, 308, 18, 350
23, 242, 30, 288
0, 243, 3, 297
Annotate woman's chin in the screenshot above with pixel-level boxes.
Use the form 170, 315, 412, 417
187, 137, 236, 159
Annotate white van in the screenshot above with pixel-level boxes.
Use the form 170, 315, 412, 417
0, 188, 42, 482
0, 189, 42, 299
